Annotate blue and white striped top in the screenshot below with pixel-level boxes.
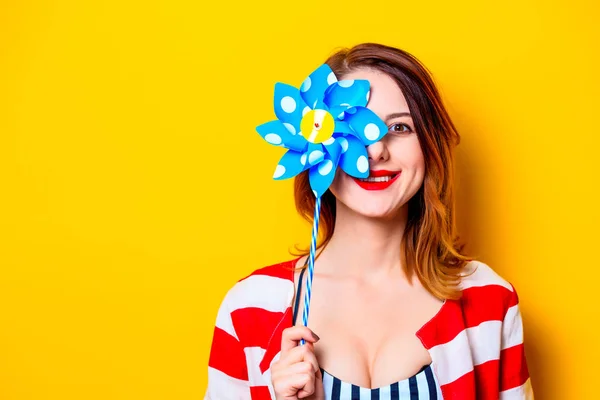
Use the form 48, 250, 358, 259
319, 364, 442, 400
292, 267, 444, 400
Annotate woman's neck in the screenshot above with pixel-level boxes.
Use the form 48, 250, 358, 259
316, 200, 409, 282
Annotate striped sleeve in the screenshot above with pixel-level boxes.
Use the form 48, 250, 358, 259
204, 286, 251, 400
499, 285, 534, 399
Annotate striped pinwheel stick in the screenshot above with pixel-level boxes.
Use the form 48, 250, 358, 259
300, 196, 321, 346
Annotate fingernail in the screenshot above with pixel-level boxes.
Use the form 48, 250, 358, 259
312, 332, 320, 341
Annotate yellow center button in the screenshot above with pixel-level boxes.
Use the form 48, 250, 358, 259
300, 109, 335, 144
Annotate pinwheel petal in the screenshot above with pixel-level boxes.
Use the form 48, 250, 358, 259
344, 107, 389, 145
305, 143, 326, 166
332, 132, 350, 153
272, 149, 311, 180
299, 64, 337, 110
322, 135, 342, 162
309, 150, 342, 198
274, 83, 309, 132
339, 134, 370, 178
256, 120, 308, 153
312, 98, 329, 112
323, 79, 370, 109
333, 120, 353, 136
329, 105, 350, 120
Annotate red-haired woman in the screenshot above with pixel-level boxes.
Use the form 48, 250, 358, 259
205, 43, 534, 400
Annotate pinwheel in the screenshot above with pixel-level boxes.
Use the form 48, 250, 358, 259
256, 63, 388, 341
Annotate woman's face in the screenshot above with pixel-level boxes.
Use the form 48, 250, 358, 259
329, 68, 426, 219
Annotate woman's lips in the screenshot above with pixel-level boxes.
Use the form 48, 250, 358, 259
352, 170, 401, 191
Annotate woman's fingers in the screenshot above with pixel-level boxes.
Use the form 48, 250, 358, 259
281, 326, 320, 354
296, 372, 316, 399
272, 371, 314, 399
272, 326, 322, 400
276, 341, 319, 372
272, 346, 318, 374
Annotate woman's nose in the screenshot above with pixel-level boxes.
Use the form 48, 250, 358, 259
367, 140, 388, 163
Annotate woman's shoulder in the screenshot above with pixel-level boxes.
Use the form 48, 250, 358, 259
218, 257, 299, 314
459, 259, 521, 307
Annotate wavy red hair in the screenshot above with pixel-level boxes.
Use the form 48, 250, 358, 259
291, 43, 473, 300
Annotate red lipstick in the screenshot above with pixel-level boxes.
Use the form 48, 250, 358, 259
352, 169, 401, 191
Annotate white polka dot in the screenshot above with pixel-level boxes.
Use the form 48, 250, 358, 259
302, 106, 311, 116
301, 77, 311, 92
265, 133, 282, 145
338, 137, 349, 153
308, 150, 324, 165
281, 96, 296, 113
338, 79, 354, 88
318, 160, 333, 176
283, 123, 296, 134
327, 72, 337, 85
364, 123, 380, 141
323, 137, 335, 145
273, 164, 286, 178
300, 153, 307, 165
366, 91, 370, 103
356, 155, 368, 173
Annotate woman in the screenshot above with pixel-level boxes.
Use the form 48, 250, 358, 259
204, 43, 534, 400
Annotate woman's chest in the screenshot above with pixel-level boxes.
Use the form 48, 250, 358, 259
301, 278, 444, 389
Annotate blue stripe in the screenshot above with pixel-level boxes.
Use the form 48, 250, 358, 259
390, 382, 399, 400
409, 375, 419, 400
331, 374, 341, 400
292, 267, 305, 325
371, 387, 380, 400
424, 366, 437, 400
351, 384, 360, 400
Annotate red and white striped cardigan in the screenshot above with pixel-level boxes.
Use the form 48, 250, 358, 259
205, 258, 534, 399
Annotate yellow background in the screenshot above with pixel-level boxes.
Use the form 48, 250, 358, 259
1, 0, 598, 398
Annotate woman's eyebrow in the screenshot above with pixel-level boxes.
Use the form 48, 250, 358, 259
385, 112, 412, 121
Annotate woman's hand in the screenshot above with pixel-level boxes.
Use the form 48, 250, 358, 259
271, 326, 324, 400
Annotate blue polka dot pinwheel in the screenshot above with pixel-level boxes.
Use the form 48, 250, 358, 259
256, 64, 388, 343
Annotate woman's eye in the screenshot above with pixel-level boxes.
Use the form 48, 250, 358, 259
389, 123, 412, 133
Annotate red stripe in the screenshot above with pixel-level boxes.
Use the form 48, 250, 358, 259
461, 285, 518, 326
232, 307, 287, 348
240, 259, 297, 282
417, 284, 517, 348
417, 299, 462, 349
250, 385, 272, 399
500, 343, 529, 391
441, 369, 476, 400
208, 327, 248, 381
474, 359, 500, 399
439, 345, 529, 399
260, 306, 293, 373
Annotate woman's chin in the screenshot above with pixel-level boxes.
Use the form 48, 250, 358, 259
343, 201, 403, 220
